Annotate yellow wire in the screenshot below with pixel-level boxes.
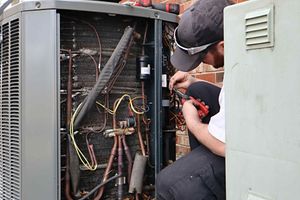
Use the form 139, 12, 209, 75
68, 94, 145, 171
96, 94, 145, 115
69, 103, 97, 171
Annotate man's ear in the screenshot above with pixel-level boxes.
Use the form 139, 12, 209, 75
217, 41, 224, 49
216, 41, 224, 56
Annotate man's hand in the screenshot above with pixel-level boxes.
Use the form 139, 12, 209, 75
169, 71, 198, 91
182, 100, 200, 122
182, 100, 225, 157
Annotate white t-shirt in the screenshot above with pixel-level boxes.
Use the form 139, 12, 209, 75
208, 86, 225, 143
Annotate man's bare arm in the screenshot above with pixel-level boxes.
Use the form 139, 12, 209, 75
182, 101, 225, 157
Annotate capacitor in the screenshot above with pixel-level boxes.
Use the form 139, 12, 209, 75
136, 55, 151, 80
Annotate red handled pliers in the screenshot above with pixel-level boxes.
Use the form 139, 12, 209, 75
173, 88, 209, 119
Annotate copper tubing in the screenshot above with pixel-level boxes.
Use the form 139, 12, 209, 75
141, 23, 148, 56
117, 135, 123, 200
73, 27, 134, 130
138, 81, 147, 155
65, 49, 73, 200
86, 133, 97, 167
71, 51, 99, 81
61, 16, 101, 77
79, 174, 120, 200
64, 49, 73, 127
116, 101, 124, 200
145, 127, 150, 157
65, 141, 73, 200
94, 100, 119, 200
141, 81, 145, 110
93, 136, 117, 200
137, 114, 146, 156
135, 192, 140, 200
77, 19, 102, 77
122, 135, 132, 184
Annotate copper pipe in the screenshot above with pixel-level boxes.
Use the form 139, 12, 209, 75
122, 135, 132, 184
86, 133, 97, 167
141, 81, 149, 156
71, 51, 99, 81
117, 135, 123, 200
116, 100, 124, 200
79, 174, 120, 200
65, 49, 73, 200
61, 16, 102, 77
65, 140, 73, 200
77, 19, 102, 77
141, 81, 145, 109
94, 99, 119, 200
66, 49, 73, 127
142, 23, 148, 56
145, 126, 150, 157
137, 114, 146, 156
135, 192, 140, 200
93, 136, 117, 200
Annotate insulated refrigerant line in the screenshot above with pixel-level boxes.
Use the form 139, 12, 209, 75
78, 174, 120, 200
73, 26, 135, 130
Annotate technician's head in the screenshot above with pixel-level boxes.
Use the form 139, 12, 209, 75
171, 0, 232, 71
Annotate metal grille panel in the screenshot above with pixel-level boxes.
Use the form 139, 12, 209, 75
0, 18, 21, 200
245, 6, 274, 49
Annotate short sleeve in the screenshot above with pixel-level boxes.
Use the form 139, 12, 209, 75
208, 86, 225, 143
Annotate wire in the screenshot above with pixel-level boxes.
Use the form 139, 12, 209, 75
96, 94, 145, 115
69, 103, 98, 171
131, 96, 149, 112
78, 174, 121, 200
69, 94, 144, 170
170, 111, 186, 131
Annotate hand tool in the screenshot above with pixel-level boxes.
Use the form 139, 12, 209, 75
173, 88, 209, 119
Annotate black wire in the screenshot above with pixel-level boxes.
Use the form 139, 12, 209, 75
78, 174, 120, 200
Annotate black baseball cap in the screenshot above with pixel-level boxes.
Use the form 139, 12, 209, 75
171, 0, 232, 72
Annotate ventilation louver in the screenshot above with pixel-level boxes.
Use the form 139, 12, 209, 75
0, 18, 21, 200
245, 6, 274, 50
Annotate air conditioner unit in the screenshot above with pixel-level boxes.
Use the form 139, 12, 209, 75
0, 1, 177, 199
225, 0, 300, 199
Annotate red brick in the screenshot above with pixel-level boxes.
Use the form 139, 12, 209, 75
182, 135, 189, 146
216, 71, 224, 83
176, 145, 191, 155
193, 73, 216, 83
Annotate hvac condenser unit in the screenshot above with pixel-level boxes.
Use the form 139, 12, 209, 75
225, 0, 300, 200
0, 1, 177, 199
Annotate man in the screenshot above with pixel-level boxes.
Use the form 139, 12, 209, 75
156, 0, 233, 199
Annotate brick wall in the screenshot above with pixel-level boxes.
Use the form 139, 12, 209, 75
176, 64, 224, 158
174, 0, 247, 159
119, 0, 247, 158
